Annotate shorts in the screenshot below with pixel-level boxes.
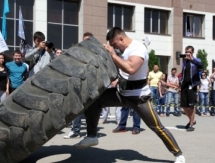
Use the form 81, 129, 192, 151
180, 86, 197, 108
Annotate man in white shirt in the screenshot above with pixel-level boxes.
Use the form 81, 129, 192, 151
74, 27, 185, 163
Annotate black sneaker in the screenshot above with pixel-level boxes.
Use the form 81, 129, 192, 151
166, 113, 170, 117
187, 125, 195, 132
185, 121, 196, 129
112, 127, 126, 133
177, 112, 182, 117
174, 112, 181, 117
211, 112, 215, 116
132, 128, 140, 135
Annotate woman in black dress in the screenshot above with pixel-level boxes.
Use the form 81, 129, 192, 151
0, 53, 9, 101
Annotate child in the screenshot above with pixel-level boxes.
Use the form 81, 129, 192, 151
158, 73, 168, 117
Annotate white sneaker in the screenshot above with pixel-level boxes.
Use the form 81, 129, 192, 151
175, 155, 185, 163
99, 119, 107, 124
116, 120, 120, 125
63, 131, 81, 139
74, 137, 98, 149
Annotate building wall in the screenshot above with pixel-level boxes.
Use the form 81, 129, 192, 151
82, 0, 107, 43
108, 0, 215, 73
109, 0, 177, 73
115, 0, 172, 8
109, 0, 172, 56
20, 0, 215, 73
183, 0, 215, 13
183, 11, 215, 71
33, 0, 48, 42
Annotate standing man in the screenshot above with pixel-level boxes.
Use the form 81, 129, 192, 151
64, 32, 94, 139
112, 106, 141, 134
148, 65, 163, 113
25, 31, 55, 77
6, 50, 28, 93
74, 27, 185, 163
166, 68, 180, 117
180, 46, 202, 131
55, 49, 62, 57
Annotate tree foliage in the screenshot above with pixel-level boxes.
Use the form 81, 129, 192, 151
196, 49, 208, 70
148, 50, 159, 71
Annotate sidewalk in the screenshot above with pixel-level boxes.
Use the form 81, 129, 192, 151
21, 112, 215, 163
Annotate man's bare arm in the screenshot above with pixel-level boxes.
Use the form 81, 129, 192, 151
103, 44, 144, 75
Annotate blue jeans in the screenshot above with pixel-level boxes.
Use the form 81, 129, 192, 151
72, 114, 82, 134
118, 106, 141, 129
166, 92, 179, 114
199, 92, 209, 113
150, 86, 158, 110
158, 95, 166, 114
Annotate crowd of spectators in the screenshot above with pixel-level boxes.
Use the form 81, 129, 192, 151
147, 64, 215, 117
1, 31, 214, 139
0, 31, 62, 102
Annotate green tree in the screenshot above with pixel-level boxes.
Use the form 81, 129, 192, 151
148, 50, 159, 71
196, 49, 208, 70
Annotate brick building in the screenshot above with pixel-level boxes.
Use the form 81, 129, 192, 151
1, 0, 215, 73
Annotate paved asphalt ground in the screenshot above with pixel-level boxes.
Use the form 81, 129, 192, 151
21, 111, 215, 163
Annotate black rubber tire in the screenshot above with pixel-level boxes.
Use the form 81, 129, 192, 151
0, 37, 118, 163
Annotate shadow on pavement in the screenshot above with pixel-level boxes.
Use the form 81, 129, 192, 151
21, 145, 172, 163
125, 127, 145, 132
175, 125, 186, 129
57, 131, 66, 135
80, 132, 107, 138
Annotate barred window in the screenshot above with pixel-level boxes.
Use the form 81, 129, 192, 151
183, 13, 204, 38
0, 0, 33, 57
108, 4, 134, 31
144, 8, 169, 34
47, 0, 79, 50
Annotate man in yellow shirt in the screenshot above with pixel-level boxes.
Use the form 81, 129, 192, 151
148, 65, 163, 113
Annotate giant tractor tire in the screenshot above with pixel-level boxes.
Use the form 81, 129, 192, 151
0, 37, 118, 163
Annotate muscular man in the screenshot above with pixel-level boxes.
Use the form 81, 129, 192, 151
74, 27, 185, 163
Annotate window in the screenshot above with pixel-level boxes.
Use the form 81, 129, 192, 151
0, 0, 33, 57
213, 16, 215, 40
47, 0, 79, 50
157, 56, 169, 73
108, 4, 134, 31
183, 13, 204, 38
144, 8, 169, 34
